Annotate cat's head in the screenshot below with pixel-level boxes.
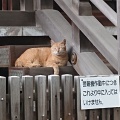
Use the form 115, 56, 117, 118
51, 39, 67, 56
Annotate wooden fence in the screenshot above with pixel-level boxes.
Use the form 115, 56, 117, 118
0, 74, 117, 120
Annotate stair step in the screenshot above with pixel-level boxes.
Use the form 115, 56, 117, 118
36, 10, 113, 75
0, 11, 35, 26
0, 26, 46, 36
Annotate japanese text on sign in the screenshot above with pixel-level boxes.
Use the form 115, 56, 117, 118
80, 76, 120, 110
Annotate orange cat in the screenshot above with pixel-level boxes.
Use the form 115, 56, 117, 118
15, 39, 68, 75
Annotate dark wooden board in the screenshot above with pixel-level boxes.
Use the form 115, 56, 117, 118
9, 66, 78, 76
0, 11, 35, 26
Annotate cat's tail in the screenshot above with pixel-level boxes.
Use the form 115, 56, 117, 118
15, 60, 23, 67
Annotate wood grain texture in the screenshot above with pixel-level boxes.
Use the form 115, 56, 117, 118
35, 75, 47, 120
36, 10, 113, 75
0, 27, 46, 36
9, 76, 20, 120
0, 11, 35, 26
22, 76, 33, 120
0, 27, 22, 36
51, 0, 118, 70
0, 77, 6, 120
23, 27, 46, 36
48, 75, 60, 120
74, 76, 86, 120
62, 75, 73, 120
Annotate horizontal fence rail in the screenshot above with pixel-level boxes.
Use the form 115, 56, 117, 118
0, 74, 118, 120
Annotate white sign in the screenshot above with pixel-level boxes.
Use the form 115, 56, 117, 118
80, 75, 120, 110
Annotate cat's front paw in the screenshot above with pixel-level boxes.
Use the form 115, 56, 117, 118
54, 70, 59, 75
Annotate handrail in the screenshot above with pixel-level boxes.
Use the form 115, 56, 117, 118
90, 0, 117, 26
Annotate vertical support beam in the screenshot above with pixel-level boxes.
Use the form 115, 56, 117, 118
72, 1, 92, 57
48, 75, 60, 120
35, 75, 47, 120
0, 77, 6, 120
72, 0, 80, 52
62, 74, 73, 120
9, 76, 20, 120
22, 76, 33, 120
35, 0, 53, 10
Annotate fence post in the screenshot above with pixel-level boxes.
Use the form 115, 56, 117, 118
35, 75, 47, 120
74, 76, 86, 120
0, 76, 6, 120
48, 75, 60, 120
9, 76, 20, 120
22, 75, 33, 120
61, 74, 73, 120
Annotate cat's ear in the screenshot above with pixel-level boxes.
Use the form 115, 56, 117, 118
51, 40, 55, 46
61, 39, 66, 45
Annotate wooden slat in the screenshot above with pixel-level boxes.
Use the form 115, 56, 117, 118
35, 75, 47, 120
74, 76, 86, 120
23, 27, 47, 36
22, 76, 33, 120
90, 0, 117, 26
0, 76, 6, 120
2, 0, 7, 10
10, 66, 78, 76
20, 0, 25, 11
36, 10, 113, 75
8, 0, 12, 10
0, 26, 46, 36
12, 0, 20, 10
25, 0, 33, 10
0, 27, 22, 36
48, 75, 60, 120
36, 0, 53, 10
9, 76, 20, 120
0, 11, 35, 26
62, 74, 73, 120
53, 0, 118, 71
